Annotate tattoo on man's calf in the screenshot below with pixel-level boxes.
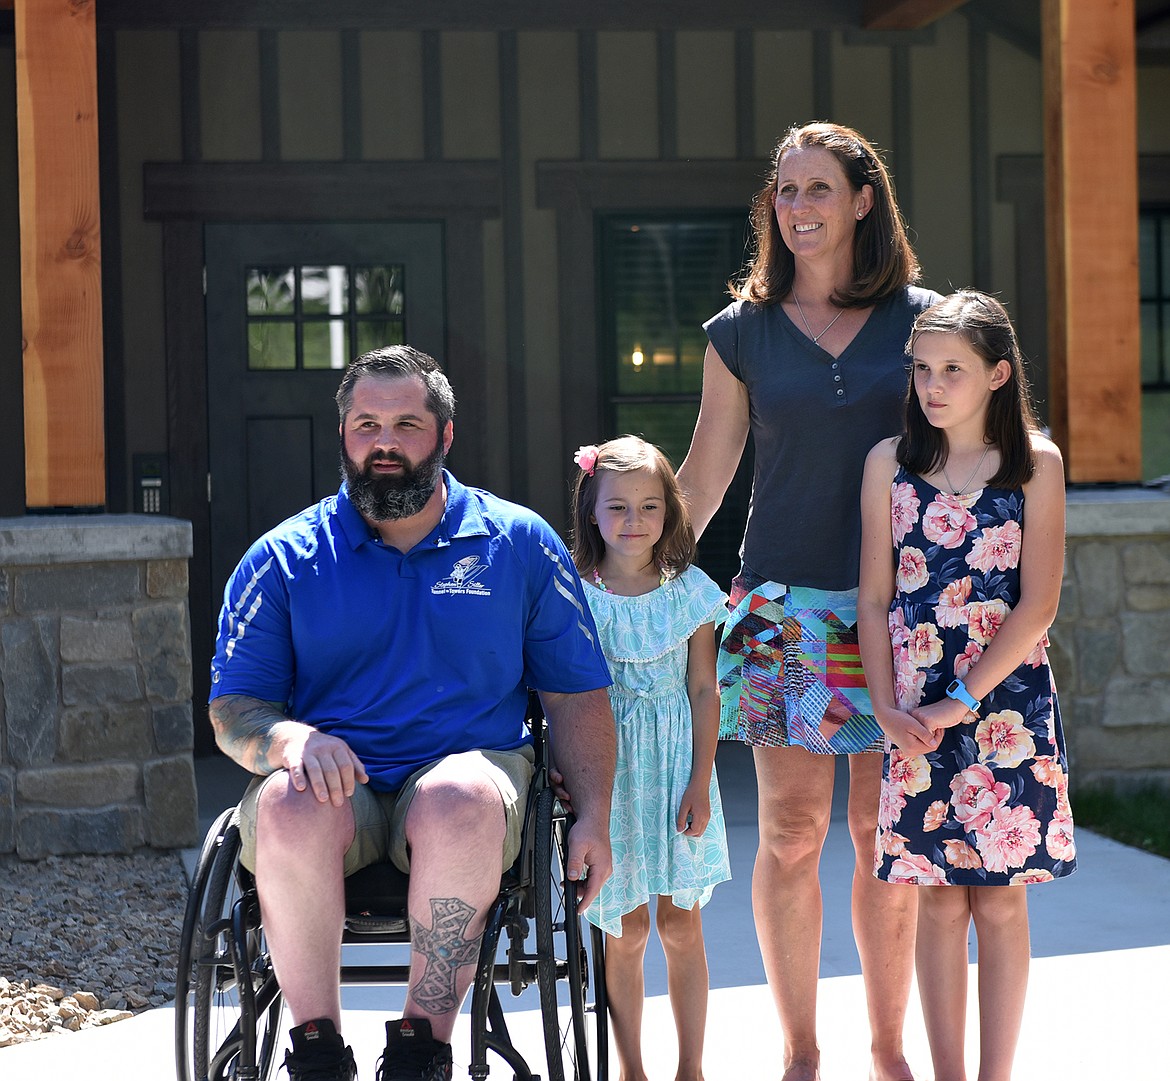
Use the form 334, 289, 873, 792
410, 897, 481, 1014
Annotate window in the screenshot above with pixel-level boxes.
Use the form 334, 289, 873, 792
1141, 210, 1170, 481
245, 264, 405, 370
599, 215, 752, 587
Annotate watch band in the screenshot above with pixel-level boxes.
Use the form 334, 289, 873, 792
945, 677, 980, 712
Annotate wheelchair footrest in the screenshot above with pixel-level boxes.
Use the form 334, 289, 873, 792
344, 914, 410, 936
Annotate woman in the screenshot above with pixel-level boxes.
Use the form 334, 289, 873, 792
677, 121, 940, 1081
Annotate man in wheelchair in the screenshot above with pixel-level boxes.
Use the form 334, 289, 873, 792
208, 345, 616, 1081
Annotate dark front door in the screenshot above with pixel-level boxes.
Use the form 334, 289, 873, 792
203, 220, 445, 655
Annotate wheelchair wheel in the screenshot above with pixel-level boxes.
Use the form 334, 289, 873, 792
176, 809, 234, 1081
176, 813, 285, 1081
533, 786, 608, 1081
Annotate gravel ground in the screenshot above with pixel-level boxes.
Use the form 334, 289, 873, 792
0, 850, 188, 1046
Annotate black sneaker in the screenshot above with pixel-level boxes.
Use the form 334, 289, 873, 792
282, 1018, 358, 1081
375, 1017, 454, 1081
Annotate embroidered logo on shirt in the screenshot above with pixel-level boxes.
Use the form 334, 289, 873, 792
431, 555, 491, 596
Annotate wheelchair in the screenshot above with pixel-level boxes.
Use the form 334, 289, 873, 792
175, 714, 608, 1081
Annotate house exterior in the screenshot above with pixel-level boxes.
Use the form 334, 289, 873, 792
1, 1, 1168, 855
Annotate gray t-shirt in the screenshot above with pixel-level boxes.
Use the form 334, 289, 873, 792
705, 285, 941, 590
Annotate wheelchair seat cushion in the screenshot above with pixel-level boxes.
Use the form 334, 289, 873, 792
345, 860, 411, 917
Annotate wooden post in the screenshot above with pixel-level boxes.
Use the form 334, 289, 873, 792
16, 0, 106, 508
1043, 0, 1141, 482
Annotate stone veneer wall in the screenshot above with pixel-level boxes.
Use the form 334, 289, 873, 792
1049, 489, 1170, 791
0, 516, 198, 858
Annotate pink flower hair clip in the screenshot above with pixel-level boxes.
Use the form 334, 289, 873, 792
574, 444, 600, 476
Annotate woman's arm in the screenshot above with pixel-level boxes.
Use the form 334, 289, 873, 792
857, 440, 940, 756
679, 620, 720, 836
914, 434, 1065, 731
677, 342, 750, 540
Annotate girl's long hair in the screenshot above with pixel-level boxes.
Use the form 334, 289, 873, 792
897, 290, 1040, 490
732, 121, 921, 308
570, 436, 697, 575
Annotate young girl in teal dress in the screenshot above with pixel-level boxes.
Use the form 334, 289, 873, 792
570, 436, 731, 1081
858, 291, 1075, 1081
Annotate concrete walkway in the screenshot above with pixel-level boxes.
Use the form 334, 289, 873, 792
3, 743, 1169, 1080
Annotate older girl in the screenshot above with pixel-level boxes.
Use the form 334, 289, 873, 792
858, 290, 1076, 1081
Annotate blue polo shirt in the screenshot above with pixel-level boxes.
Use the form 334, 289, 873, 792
210, 472, 611, 791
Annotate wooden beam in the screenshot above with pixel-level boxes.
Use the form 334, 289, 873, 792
1043, 0, 1141, 482
143, 161, 501, 221
16, 0, 106, 508
862, 0, 968, 31
95, 0, 857, 31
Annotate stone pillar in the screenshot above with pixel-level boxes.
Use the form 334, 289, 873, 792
0, 515, 197, 858
1049, 489, 1170, 791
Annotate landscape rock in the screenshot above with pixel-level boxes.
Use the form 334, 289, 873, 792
0, 850, 187, 1045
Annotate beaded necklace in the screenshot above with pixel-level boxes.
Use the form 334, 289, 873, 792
591, 566, 668, 593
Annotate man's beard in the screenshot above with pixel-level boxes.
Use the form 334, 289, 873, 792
341, 436, 446, 522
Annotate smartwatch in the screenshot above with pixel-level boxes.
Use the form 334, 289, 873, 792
945, 678, 980, 713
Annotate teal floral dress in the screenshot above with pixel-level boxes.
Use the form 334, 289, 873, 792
873, 469, 1076, 886
583, 566, 732, 936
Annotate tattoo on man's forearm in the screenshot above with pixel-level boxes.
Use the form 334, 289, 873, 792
250, 729, 276, 775
209, 695, 285, 775
409, 898, 481, 1014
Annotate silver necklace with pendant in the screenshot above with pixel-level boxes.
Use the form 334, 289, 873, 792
793, 291, 846, 345
942, 444, 991, 495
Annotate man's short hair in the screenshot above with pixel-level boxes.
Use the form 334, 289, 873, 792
335, 345, 456, 429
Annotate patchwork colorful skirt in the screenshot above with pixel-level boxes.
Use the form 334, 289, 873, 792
717, 567, 882, 754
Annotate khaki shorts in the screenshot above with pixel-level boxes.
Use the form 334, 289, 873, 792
237, 744, 535, 876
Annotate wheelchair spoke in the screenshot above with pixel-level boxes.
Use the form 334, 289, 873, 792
533, 786, 608, 1081
177, 820, 284, 1081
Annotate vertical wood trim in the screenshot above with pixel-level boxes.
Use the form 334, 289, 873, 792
550, 197, 601, 501
179, 28, 201, 162
1042, 2, 1068, 448
657, 30, 676, 160
812, 29, 833, 120
968, 20, 991, 288
259, 27, 280, 161
578, 30, 598, 161
422, 30, 442, 161
341, 28, 362, 161
161, 219, 212, 750
444, 215, 489, 489
734, 29, 754, 160
996, 156, 1049, 423
16, 0, 106, 508
1043, 0, 1141, 481
891, 41, 912, 217
499, 30, 528, 500
98, 26, 127, 511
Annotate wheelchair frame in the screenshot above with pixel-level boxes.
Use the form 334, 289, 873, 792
174, 719, 608, 1081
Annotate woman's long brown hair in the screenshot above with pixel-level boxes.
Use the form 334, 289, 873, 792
733, 121, 920, 309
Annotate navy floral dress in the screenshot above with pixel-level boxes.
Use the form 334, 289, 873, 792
873, 468, 1077, 886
